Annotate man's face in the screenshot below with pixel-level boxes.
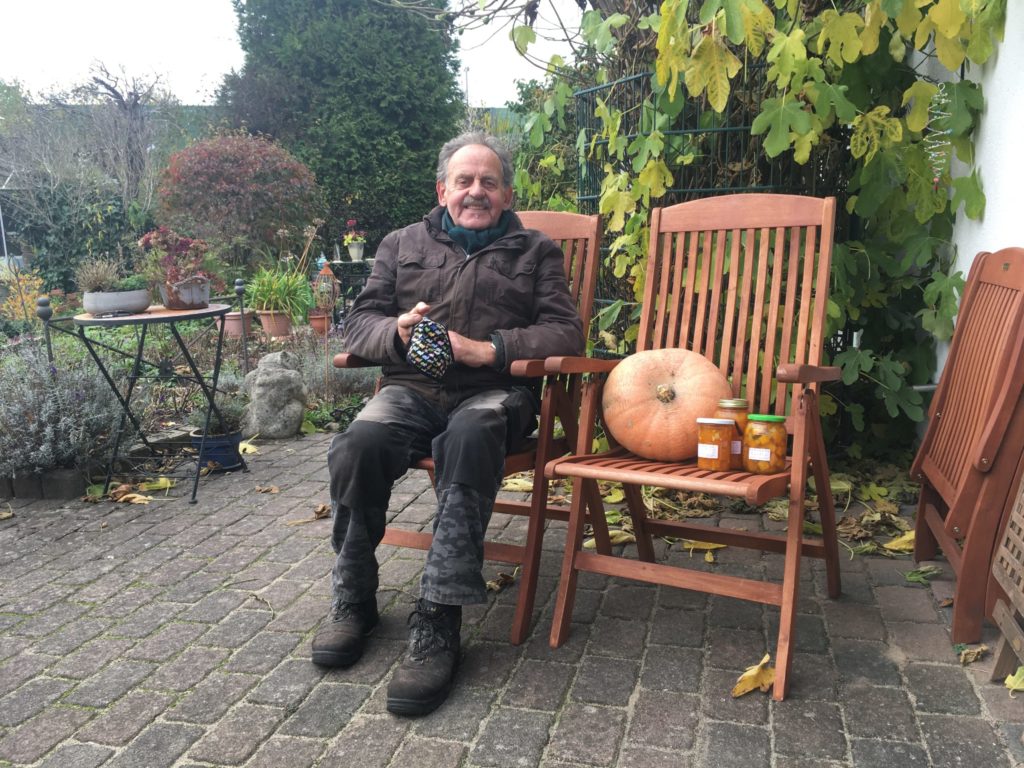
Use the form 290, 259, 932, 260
436, 144, 513, 230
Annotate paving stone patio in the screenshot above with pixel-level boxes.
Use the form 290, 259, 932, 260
1, 431, 1022, 767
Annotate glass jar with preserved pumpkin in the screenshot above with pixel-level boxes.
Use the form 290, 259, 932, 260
696, 417, 737, 472
743, 414, 787, 474
714, 398, 749, 470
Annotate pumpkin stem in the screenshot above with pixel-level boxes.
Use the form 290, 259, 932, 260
656, 384, 676, 403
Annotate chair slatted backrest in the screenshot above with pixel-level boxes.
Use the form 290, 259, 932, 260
518, 210, 601, 338
639, 194, 837, 418
912, 249, 1024, 530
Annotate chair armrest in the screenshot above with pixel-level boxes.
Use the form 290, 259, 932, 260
544, 356, 621, 375
509, 359, 548, 377
333, 352, 376, 369
776, 364, 841, 384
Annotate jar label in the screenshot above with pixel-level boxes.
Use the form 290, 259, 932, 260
697, 443, 719, 459
731, 440, 742, 455
748, 447, 772, 462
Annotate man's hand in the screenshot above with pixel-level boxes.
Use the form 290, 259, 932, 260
397, 301, 431, 346
449, 331, 497, 368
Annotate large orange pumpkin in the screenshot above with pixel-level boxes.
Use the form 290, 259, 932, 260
602, 348, 733, 461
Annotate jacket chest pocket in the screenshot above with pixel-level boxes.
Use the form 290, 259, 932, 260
481, 255, 536, 319
397, 250, 445, 307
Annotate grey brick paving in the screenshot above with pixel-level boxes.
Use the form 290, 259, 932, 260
2, 432, 1024, 767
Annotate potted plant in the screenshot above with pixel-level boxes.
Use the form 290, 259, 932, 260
309, 263, 339, 335
139, 227, 225, 310
187, 391, 247, 471
245, 267, 314, 338
343, 219, 367, 261
75, 257, 152, 316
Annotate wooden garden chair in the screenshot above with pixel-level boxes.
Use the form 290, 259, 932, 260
912, 247, 1024, 643
333, 210, 603, 644
542, 193, 841, 700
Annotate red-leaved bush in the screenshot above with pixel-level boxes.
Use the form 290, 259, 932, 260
157, 133, 325, 265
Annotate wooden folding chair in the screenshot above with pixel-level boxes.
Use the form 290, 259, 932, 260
912, 247, 1024, 643
333, 210, 603, 644
543, 193, 841, 700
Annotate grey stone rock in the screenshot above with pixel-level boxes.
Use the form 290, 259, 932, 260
242, 350, 307, 438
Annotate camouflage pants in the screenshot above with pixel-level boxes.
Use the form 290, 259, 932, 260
326, 384, 538, 607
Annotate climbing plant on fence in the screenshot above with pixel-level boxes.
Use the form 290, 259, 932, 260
511, 0, 1005, 459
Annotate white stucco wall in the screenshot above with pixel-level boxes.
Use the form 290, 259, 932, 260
951, 2, 1024, 274
936, 2, 1023, 374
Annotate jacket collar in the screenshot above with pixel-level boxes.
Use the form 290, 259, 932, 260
424, 205, 527, 249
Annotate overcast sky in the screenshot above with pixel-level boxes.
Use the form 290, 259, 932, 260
0, 0, 579, 107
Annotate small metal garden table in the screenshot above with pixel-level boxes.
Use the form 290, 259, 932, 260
71, 303, 246, 503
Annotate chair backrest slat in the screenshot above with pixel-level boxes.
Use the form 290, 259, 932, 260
517, 210, 602, 341
640, 194, 837, 417
914, 251, 1024, 517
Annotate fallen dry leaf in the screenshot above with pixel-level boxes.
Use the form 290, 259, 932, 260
255, 485, 280, 494
107, 483, 137, 501
704, 550, 716, 564
938, 597, 954, 608
116, 493, 153, 505
486, 569, 519, 592
682, 539, 727, 554
239, 441, 259, 455
732, 654, 775, 697
501, 476, 535, 493
583, 529, 636, 549
1006, 666, 1024, 697
0, 506, 13, 521
137, 477, 176, 492
955, 643, 989, 665
883, 530, 915, 552
285, 504, 332, 526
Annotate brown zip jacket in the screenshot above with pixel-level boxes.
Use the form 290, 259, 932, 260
343, 206, 585, 400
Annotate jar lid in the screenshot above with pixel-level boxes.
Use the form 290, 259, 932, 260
696, 417, 736, 425
717, 398, 748, 409
748, 414, 786, 422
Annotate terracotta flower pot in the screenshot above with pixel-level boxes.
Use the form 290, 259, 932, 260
257, 310, 293, 339
218, 310, 254, 338
309, 310, 331, 336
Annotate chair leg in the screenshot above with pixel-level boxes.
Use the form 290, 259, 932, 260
913, 488, 939, 562
623, 483, 656, 562
510, 472, 550, 646
810, 424, 841, 599
773, 493, 806, 701
550, 477, 590, 647
950, 524, 994, 643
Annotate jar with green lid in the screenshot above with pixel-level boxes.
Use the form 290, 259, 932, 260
743, 414, 787, 474
714, 398, 749, 470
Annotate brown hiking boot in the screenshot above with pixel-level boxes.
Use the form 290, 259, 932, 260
386, 599, 461, 716
311, 597, 379, 668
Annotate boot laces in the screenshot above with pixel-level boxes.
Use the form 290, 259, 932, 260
331, 601, 364, 623
408, 607, 454, 658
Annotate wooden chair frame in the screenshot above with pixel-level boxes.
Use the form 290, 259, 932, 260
542, 194, 841, 700
912, 247, 1024, 643
333, 210, 604, 644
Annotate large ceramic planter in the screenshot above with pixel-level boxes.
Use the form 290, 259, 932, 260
82, 289, 151, 316
159, 276, 210, 310
256, 310, 293, 339
309, 310, 331, 336
218, 310, 254, 338
189, 429, 243, 472
347, 242, 365, 261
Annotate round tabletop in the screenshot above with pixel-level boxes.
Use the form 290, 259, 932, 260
73, 303, 231, 327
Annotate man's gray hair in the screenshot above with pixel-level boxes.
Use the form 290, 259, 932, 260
436, 132, 514, 188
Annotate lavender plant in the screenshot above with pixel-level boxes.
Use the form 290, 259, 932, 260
0, 340, 122, 477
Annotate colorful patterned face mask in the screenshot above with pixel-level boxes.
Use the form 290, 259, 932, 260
406, 317, 454, 379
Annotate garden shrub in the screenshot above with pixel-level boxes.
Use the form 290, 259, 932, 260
0, 339, 121, 477
157, 133, 326, 267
